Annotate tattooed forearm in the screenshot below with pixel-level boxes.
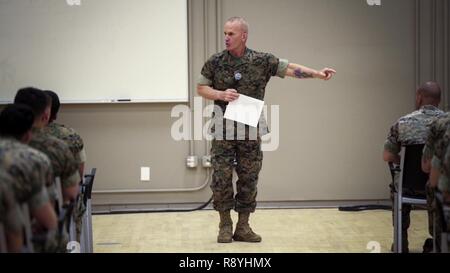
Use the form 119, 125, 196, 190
294, 68, 313, 79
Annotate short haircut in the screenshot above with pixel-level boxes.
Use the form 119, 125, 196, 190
14, 87, 50, 117
226, 16, 249, 33
44, 90, 60, 122
418, 82, 441, 101
0, 104, 35, 139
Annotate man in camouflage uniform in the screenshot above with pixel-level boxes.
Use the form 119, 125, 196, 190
383, 81, 445, 252
14, 88, 81, 205
432, 141, 450, 251
43, 90, 87, 242
0, 172, 24, 253
197, 17, 336, 243
422, 109, 450, 252
0, 104, 58, 252
423, 113, 450, 193
14, 88, 81, 252
43, 90, 86, 177
441, 147, 450, 203
424, 110, 450, 251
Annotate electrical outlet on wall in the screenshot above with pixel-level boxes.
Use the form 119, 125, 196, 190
202, 155, 212, 168
186, 156, 198, 168
140, 167, 150, 181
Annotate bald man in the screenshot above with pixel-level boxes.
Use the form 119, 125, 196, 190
383, 81, 446, 252
198, 17, 336, 243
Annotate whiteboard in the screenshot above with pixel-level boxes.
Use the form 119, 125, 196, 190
0, 0, 189, 103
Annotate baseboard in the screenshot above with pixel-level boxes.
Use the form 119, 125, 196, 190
92, 199, 391, 215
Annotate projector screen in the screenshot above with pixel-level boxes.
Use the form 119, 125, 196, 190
0, 0, 189, 103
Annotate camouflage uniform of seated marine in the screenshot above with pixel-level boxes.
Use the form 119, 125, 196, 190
0, 137, 58, 252
384, 105, 445, 251
422, 112, 450, 251
0, 172, 25, 252
44, 122, 87, 242
28, 129, 81, 252
442, 145, 450, 202
435, 141, 450, 251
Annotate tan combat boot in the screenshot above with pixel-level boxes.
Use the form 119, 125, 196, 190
233, 212, 262, 242
217, 210, 233, 243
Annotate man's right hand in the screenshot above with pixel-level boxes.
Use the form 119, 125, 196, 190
218, 89, 239, 102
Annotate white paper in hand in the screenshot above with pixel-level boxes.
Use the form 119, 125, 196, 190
224, 94, 264, 127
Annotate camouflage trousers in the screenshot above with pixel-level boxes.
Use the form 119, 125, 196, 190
434, 192, 450, 251
426, 182, 443, 251
32, 228, 68, 253
211, 138, 263, 213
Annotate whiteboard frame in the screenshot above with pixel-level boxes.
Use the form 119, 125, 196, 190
0, 0, 190, 104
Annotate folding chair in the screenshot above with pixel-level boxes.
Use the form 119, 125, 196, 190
80, 168, 96, 253
392, 144, 428, 253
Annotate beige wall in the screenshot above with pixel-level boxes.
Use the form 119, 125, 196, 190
52, 0, 449, 211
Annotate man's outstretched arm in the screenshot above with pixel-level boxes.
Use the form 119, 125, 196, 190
285, 63, 336, 80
